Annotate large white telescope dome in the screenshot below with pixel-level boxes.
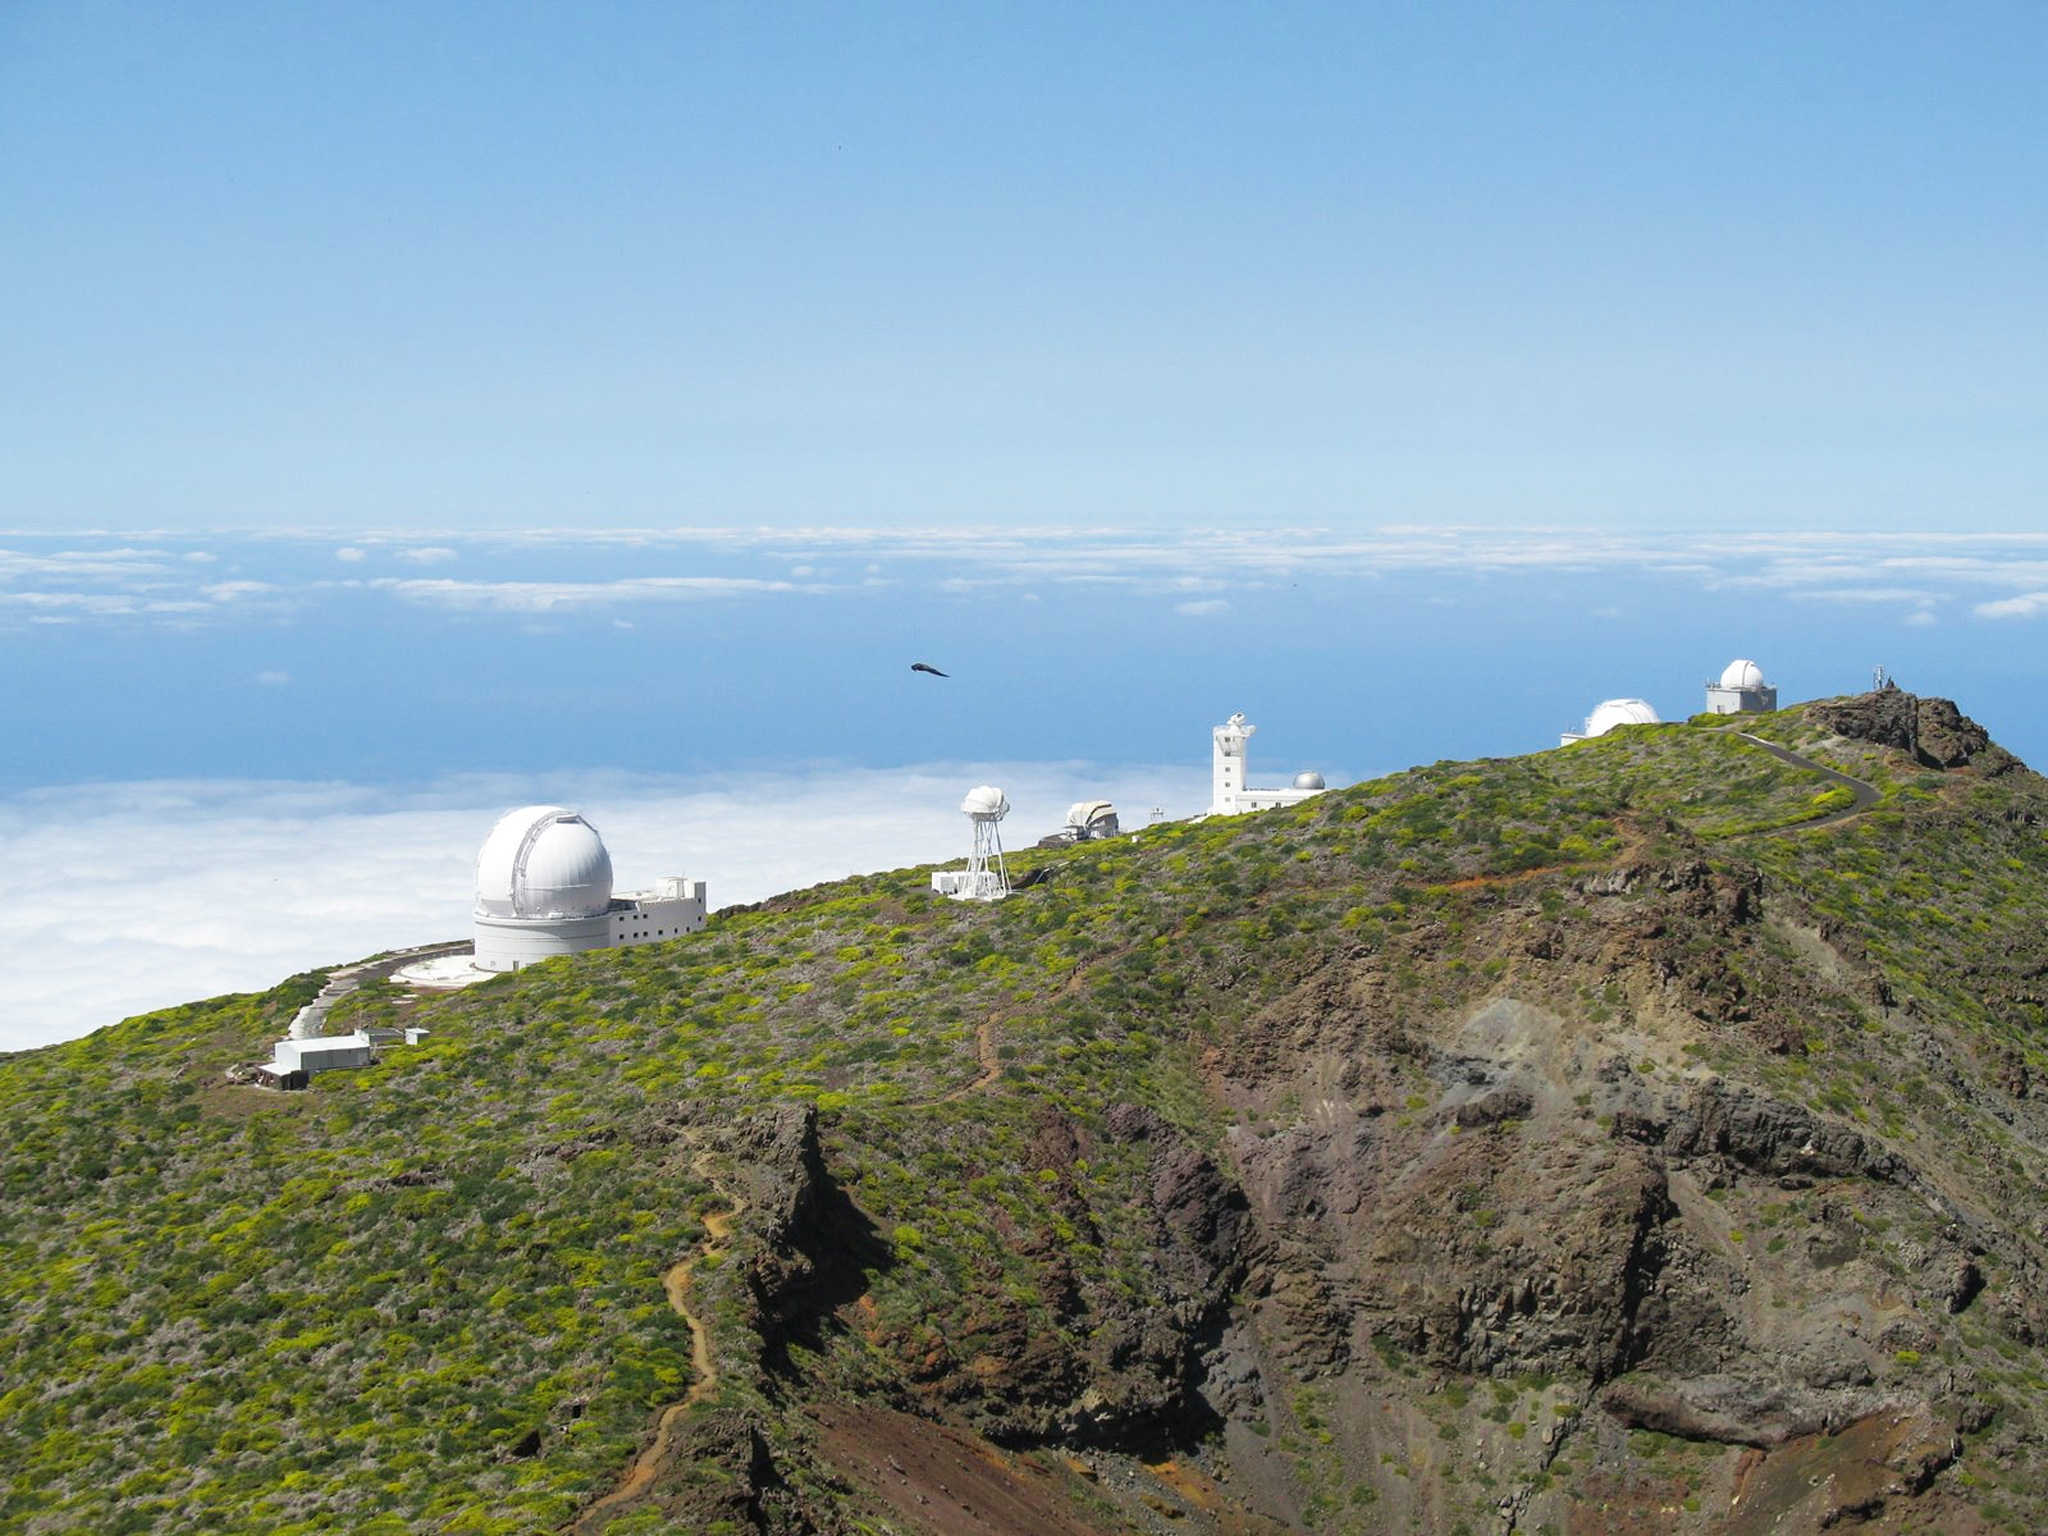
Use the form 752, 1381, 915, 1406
1584, 698, 1663, 737
1719, 658, 1767, 690
475, 805, 615, 919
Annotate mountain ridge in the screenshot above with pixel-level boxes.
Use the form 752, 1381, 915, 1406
5, 689, 2048, 1535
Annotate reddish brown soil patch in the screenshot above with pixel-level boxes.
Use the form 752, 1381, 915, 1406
1445, 865, 1565, 892
815, 1401, 1116, 1536
940, 1017, 1002, 1102
1720, 1408, 1966, 1534
1141, 1455, 1232, 1513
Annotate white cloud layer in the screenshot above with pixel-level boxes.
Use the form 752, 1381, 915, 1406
368, 575, 818, 612
1976, 593, 2048, 620
0, 762, 1205, 1054
14, 527, 2048, 628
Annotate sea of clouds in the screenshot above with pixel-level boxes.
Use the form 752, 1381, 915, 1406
14, 525, 2048, 624
0, 761, 1205, 1053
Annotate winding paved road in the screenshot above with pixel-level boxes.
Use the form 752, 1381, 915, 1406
1727, 731, 1881, 833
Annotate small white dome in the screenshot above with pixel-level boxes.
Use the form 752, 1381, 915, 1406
961, 785, 1010, 819
1720, 658, 1767, 690
1292, 771, 1327, 790
475, 806, 614, 919
1066, 799, 1115, 829
1584, 698, 1663, 737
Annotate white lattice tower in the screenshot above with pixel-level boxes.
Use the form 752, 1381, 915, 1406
960, 785, 1010, 900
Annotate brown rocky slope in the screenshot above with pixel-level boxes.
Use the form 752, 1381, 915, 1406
595, 694, 2048, 1535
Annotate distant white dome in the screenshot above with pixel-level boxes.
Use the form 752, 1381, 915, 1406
961, 785, 1010, 820
1292, 771, 1327, 790
1720, 658, 1767, 690
475, 806, 614, 920
1066, 799, 1116, 829
1584, 698, 1663, 737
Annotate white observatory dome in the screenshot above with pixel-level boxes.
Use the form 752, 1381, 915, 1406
961, 785, 1010, 819
474, 806, 615, 919
1292, 771, 1327, 791
1720, 658, 1767, 690
1584, 698, 1663, 738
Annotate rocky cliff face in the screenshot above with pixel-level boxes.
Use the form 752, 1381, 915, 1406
1808, 688, 2013, 774
659, 694, 2048, 1536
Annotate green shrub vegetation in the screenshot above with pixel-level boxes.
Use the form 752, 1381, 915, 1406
4, 709, 2048, 1529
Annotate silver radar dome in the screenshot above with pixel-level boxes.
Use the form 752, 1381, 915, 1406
474, 805, 615, 919
1292, 771, 1327, 790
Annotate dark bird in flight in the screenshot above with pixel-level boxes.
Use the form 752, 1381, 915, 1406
910, 661, 949, 677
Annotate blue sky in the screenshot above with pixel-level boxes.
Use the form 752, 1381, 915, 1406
6, 3, 2047, 532
4, 8, 2047, 1045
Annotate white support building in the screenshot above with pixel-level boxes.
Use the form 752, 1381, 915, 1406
1209, 713, 1327, 816
1705, 658, 1778, 715
250, 1025, 431, 1089
273, 1031, 374, 1077
472, 805, 707, 973
247, 1029, 377, 1088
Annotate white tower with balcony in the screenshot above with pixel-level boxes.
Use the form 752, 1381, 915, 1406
1209, 713, 1327, 816
1212, 713, 1254, 815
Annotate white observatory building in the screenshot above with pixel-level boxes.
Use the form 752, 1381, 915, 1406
1063, 800, 1120, 840
1560, 698, 1663, 747
932, 785, 1011, 901
472, 805, 707, 972
1210, 713, 1327, 816
1705, 658, 1778, 715
1035, 799, 1122, 849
